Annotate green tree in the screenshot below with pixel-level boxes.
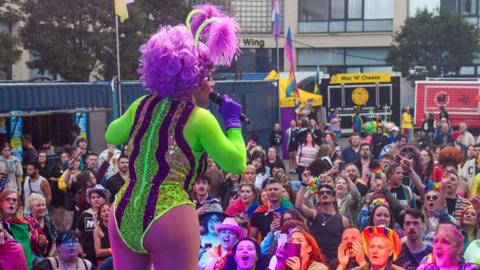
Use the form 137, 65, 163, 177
15, 0, 189, 82
387, 10, 480, 80
100, 1, 189, 80
16, 0, 114, 81
0, 0, 22, 77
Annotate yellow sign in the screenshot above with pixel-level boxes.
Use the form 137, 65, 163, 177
330, 72, 391, 84
11, 138, 21, 148
352, 87, 369, 105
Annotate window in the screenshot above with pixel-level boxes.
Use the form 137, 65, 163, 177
298, 48, 345, 66
298, 0, 392, 32
460, 0, 477, 15
348, 0, 363, 18
299, 0, 329, 21
364, 0, 393, 19
297, 47, 390, 71
409, 0, 440, 17
345, 48, 389, 65
331, 0, 346, 19
194, 0, 285, 34
441, 0, 459, 12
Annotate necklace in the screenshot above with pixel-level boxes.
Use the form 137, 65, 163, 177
319, 213, 335, 226
61, 258, 79, 270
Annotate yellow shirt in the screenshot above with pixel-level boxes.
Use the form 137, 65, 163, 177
401, 112, 413, 129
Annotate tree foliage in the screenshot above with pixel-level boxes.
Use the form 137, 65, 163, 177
100, 1, 189, 80
15, 0, 189, 82
0, 0, 22, 75
387, 10, 480, 80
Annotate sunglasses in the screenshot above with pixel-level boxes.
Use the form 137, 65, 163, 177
60, 240, 80, 248
318, 190, 333, 196
425, 195, 438, 201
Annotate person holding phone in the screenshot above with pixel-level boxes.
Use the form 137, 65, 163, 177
278, 229, 328, 270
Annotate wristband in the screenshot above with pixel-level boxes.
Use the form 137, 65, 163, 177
301, 183, 308, 187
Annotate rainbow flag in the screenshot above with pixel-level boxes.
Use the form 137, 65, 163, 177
114, 0, 134, 22
314, 65, 320, 95
285, 27, 294, 68
272, 0, 281, 38
286, 67, 297, 97
284, 27, 301, 112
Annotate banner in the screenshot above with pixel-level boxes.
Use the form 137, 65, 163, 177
75, 112, 88, 139
10, 111, 22, 163
330, 72, 391, 84
0, 118, 6, 134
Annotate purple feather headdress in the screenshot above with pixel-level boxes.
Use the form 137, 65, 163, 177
187, 4, 240, 65
138, 4, 239, 99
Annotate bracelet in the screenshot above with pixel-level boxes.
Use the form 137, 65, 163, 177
301, 183, 308, 187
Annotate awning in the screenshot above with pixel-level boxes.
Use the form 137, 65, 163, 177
265, 70, 322, 108
0, 82, 112, 113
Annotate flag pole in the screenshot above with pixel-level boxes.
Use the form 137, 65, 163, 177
115, 15, 123, 116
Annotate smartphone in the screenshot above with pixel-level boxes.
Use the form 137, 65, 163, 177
0, 173, 7, 191
338, 161, 346, 171
283, 242, 301, 263
278, 233, 288, 248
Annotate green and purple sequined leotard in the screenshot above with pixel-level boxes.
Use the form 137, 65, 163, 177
113, 96, 207, 253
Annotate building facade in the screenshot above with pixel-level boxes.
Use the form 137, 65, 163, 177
195, 0, 480, 76
4, 1, 480, 80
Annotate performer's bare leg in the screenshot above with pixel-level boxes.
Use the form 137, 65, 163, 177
109, 210, 151, 270
144, 205, 200, 270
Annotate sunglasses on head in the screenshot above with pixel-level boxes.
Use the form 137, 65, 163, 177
425, 195, 438, 201
318, 190, 333, 196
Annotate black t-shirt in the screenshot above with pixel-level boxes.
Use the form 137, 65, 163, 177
390, 185, 409, 206
251, 211, 274, 240
395, 243, 432, 270
105, 173, 126, 203
39, 165, 50, 180
23, 147, 38, 167
356, 182, 369, 197
65, 181, 81, 211
77, 211, 96, 263
49, 163, 65, 207
446, 197, 457, 216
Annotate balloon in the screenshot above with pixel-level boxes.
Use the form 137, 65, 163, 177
364, 122, 373, 134
371, 121, 378, 131
384, 122, 394, 131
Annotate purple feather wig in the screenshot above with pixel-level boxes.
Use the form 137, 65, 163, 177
138, 25, 213, 100
138, 4, 239, 99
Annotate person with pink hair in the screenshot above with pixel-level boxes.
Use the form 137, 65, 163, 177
104, 4, 246, 270
418, 223, 479, 270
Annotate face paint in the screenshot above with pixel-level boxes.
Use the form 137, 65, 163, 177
234, 240, 257, 270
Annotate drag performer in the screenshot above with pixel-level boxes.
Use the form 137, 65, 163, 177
104, 5, 246, 270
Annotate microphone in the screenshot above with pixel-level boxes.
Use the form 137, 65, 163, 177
209, 91, 250, 124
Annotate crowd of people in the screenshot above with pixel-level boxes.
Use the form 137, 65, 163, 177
1, 106, 480, 270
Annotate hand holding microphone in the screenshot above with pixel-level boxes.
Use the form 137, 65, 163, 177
209, 91, 250, 128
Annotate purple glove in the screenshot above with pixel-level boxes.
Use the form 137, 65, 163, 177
218, 95, 242, 129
